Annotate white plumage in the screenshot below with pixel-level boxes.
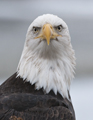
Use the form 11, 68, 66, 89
17, 14, 76, 99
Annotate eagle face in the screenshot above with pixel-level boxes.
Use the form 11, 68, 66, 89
17, 14, 75, 99
25, 14, 70, 58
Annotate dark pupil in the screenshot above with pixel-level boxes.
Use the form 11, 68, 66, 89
58, 26, 61, 30
34, 28, 37, 31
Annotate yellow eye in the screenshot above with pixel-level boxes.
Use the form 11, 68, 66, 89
56, 25, 62, 32
33, 27, 41, 33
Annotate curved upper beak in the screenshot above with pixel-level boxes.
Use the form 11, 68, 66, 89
35, 24, 61, 45
43, 24, 52, 45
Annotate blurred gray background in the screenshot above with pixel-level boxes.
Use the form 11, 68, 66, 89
0, 0, 93, 120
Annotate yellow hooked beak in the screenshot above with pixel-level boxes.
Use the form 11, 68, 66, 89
35, 24, 62, 45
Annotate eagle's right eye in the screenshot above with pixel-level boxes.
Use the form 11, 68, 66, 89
33, 27, 41, 33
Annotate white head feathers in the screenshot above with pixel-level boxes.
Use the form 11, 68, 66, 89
17, 14, 76, 99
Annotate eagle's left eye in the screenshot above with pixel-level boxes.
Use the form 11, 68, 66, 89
33, 27, 41, 33
56, 25, 62, 32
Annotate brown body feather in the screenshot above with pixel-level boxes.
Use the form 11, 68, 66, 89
0, 73, 75, 120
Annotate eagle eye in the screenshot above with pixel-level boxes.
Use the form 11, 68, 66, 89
56, 25, 62, 32
33, 27, 41, 33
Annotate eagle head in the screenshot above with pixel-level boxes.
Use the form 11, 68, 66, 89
17, 14, 76, 99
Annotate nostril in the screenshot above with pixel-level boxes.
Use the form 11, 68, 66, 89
43, 26, 45, 30
50, 26, 52, 29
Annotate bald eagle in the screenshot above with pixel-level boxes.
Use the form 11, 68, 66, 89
0, 14, 76, 120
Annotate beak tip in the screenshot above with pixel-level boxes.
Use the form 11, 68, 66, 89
47, 42, 50, 45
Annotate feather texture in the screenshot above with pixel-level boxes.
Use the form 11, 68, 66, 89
17, 14, 76, 98
0, 73, 75, 120
0, 14, 76, 120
